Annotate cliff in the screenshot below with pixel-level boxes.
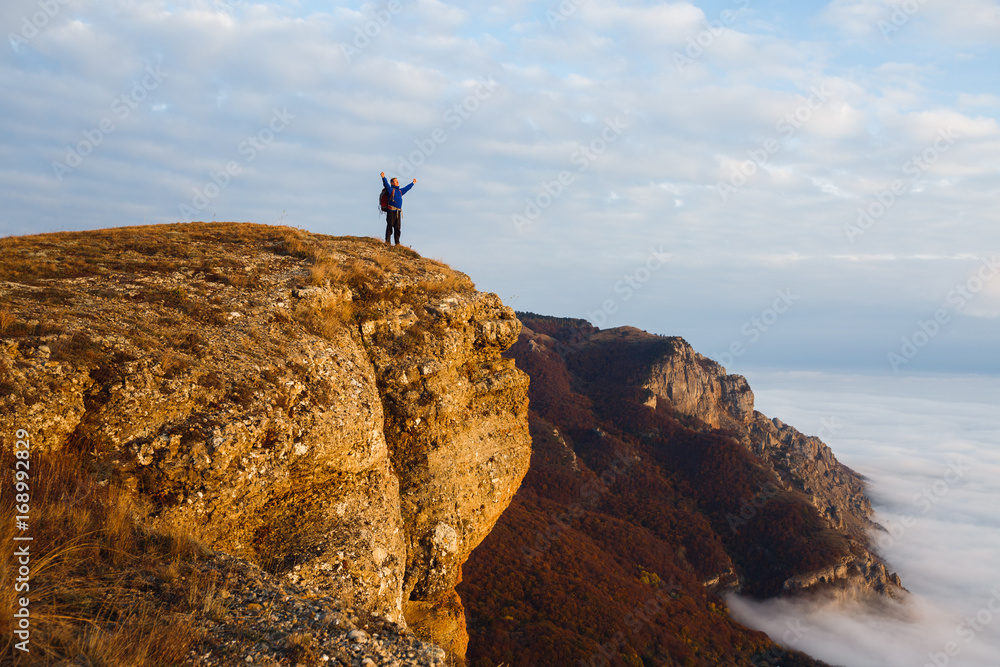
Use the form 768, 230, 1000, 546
460, 314, 901, 666
549, 323, 902, 596
0, 223, 531, 664
620, 327, 900, 594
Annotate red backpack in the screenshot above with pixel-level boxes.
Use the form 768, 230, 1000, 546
379, 187, 391, 213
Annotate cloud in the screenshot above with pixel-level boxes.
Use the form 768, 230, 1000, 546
819, 0, 897, 39
958, 257, 1000, 318
821, 0, 1000, 43
958, 93, 1000, 109
921, 0, 1000, 42
0, 0, 997, 371
731, 372, 1000, 666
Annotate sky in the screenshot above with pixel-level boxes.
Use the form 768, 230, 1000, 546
1, 0, 998, 374
2, 3, 997, 663
730, 371, 1000, 667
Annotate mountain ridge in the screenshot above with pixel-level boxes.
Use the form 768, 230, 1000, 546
458, 312, 902, 666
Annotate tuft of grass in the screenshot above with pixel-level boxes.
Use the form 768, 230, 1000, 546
307, 256, 345, 286
166, 286, 187, 305
49, 331, 105, 368
0, 309, 15, 334
159, 350, 193, 380
286, 631, 320, 665
294, 295, 354, 339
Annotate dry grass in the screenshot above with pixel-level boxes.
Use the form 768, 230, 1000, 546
306, 254, 345, 286
294, 296, 354, 339
285, 632, 320, 665
1, 224, 475, 341
0, 309, 15, 335
0, 444, 213, 665
289, 246, 477, 353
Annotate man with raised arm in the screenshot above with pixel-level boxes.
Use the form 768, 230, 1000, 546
381, 172, 416, 246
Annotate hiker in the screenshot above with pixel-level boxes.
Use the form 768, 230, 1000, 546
381, 172, 416, 246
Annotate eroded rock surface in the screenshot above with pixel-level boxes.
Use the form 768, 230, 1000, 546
0, 223, 531, 663
532, 323, 901, 598
637, 332, 902, 596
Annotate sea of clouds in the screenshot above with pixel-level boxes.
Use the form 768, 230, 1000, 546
727, 371, 1000, 667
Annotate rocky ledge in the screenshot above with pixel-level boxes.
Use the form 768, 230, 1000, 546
636, 329, 903, 597
0, 223, 532, 663
549, 324, 903, 598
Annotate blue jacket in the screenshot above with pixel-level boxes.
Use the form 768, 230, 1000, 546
382, 176, 414, 209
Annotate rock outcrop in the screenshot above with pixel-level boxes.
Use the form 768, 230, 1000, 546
460, 315, 892, 666
583, 326, 902, 597
0, 223, 531, 663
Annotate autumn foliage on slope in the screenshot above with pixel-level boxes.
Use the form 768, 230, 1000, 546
459, 314, 838, 667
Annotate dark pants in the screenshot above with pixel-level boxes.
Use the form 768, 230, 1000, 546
385, 210, 401, 244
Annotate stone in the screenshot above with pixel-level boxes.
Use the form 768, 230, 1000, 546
0, 224, 532, 665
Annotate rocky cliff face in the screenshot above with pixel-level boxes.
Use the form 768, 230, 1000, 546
460, 315, 900, 666
0, 223, 531, 662
584, 326, 902, 597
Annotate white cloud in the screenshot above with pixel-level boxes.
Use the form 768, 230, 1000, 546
958, 92, 1000, 109
577, 2, 707, 46
921, 0, 1000, 42
959, 257, 1000, 318
822, 0, 1000, 43
819, 0, 896, 39
733, 372, 1000, 667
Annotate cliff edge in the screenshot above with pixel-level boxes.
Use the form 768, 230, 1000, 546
554, 323, 900, 597
0, 223, 531, 663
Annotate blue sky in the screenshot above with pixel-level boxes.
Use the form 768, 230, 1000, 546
2, 0, 998, 374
